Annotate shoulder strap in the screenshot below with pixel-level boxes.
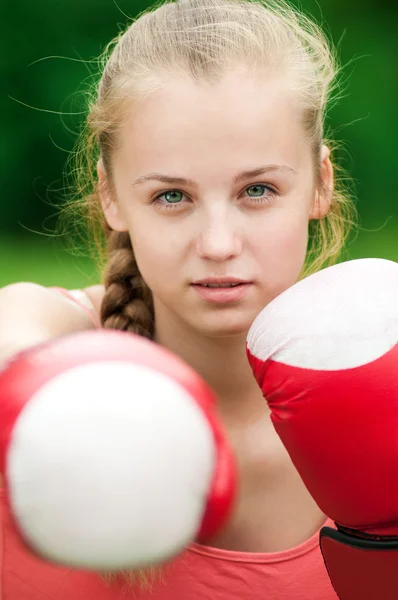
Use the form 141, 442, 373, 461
51, 287, 101, 329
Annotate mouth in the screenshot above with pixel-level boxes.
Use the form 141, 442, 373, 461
192, 278, 251, 288
191, 281, 252, 304
193, 282, 245, 288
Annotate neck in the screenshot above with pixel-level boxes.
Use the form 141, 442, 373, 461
153, 311, 267, 427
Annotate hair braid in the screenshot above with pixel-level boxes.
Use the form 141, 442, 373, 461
100, 230, 155, 338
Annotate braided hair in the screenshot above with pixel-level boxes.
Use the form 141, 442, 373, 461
100, 230, 154, 337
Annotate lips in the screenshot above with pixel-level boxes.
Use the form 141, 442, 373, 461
192, 278, 250, 286
196, 283, 242, 288
191, 281, 252, 304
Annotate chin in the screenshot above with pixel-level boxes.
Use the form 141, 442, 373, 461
191, 312, 255, 339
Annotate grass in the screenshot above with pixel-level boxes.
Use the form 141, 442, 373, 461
0, 236, 99, 289
0, 225, 397, 290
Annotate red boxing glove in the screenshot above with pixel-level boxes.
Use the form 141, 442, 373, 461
0, 330, 236, 570
246, 258, 398, 600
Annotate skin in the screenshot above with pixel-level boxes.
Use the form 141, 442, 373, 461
96, 67, 334, 551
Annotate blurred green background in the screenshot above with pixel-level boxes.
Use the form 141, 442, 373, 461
2, 0, 397, 289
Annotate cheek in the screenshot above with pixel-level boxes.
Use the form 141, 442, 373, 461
278, 220, 309, 260
254, 210, 309, 292
128, 218, 182, 291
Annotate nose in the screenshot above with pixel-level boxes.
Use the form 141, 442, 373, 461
196, 207, 242, 262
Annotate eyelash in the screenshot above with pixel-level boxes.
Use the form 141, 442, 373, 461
151, 184, 278, 211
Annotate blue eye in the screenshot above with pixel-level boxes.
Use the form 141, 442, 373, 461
151, 184, 277, 210
152, 190, 186, 210
162, 191, 184, 204
245, 184, 275, 202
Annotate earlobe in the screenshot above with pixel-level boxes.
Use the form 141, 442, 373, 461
309, 145, 334, 220
97, 158, 128, 232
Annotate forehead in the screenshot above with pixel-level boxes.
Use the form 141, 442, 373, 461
115, 68, 310, 174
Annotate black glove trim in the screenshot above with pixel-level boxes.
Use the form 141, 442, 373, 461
320, 525, 398, 550
319, 525, 398, 600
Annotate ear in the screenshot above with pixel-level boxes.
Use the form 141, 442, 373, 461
309, 144, 334, 220
97, 158, 128, 232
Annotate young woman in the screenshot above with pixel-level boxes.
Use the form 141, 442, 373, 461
0, 0, 357, 597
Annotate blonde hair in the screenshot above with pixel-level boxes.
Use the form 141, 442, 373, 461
60, 0, 357, 591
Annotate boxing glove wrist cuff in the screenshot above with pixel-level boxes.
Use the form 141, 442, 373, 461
320, 525, 398, 600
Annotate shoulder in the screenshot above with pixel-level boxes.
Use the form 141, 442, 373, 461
50, 285, 104, 329
0, 282, 89, 320
0, 282, 100, 350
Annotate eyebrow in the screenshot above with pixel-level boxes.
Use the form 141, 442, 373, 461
131, 165, 296, 187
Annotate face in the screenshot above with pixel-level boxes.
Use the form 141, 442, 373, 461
100, 68, 332, 338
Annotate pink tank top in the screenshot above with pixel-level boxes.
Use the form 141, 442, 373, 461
0, 288, 339, 599
0, 489, 337, 599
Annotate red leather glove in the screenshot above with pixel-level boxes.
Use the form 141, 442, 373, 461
0, 330, 236, 570
247, 258, 398, 600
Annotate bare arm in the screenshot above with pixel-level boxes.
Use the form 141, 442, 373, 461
0, 282, 97, 364
0, 282, 99, 487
